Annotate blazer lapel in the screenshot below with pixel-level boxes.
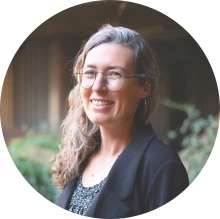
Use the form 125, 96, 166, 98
55, 177, 78, 209
85, 186, 131, 218
86, 124, 156, 218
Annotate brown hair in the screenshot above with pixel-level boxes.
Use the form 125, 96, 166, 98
51, 24, 160, 189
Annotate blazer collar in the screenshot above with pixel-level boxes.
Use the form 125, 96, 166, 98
106, 124, 156, 199
55, 177, 78, 209
86, 123, 156, 217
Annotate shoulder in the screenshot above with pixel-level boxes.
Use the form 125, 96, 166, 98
137, 137, 189, 212
140, 136, 188, 185
132, 124, 185, 173
146, 137, 181, 165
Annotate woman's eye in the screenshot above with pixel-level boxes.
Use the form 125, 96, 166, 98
83, 70, 96, 79
84, 70, 95, 75
108, 71, 122, 78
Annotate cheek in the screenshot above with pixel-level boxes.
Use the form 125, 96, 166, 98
115, 93, 140, 117
80, 88, 89, 102
80, 89, 91, 112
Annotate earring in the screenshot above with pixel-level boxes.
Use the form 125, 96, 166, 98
141, 98, 147, 119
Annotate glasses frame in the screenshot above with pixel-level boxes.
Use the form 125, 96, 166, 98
76, 70, 148, 91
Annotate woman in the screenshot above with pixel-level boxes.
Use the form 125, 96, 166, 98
51, 24, 189, 218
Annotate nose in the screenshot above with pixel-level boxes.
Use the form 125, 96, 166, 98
92, 72, 107, 92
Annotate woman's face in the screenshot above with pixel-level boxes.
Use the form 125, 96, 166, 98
80, 43, 149, 128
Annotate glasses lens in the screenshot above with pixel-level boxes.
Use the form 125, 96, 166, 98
80, 70, 95, 88
105, 71, 124, 91
79, 70, 125, 91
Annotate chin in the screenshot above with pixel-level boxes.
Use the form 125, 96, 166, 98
88, 116, 112, 126
90, 119, 109, 126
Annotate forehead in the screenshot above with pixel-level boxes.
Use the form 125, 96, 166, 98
84, 43, 135, 72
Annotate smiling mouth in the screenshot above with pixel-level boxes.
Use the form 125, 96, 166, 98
91, 100, 114, 106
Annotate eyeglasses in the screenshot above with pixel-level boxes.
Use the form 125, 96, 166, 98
76, 69, 148, 91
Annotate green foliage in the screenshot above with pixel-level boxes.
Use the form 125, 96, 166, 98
10, 130, 60, 151
8, 131, 61, 203
162, 99, 219, 183
10, 155, 61, 202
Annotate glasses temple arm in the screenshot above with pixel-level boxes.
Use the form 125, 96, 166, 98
125, 75, 148, 78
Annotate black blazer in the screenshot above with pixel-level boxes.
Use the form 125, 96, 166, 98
55, 124, 189, 218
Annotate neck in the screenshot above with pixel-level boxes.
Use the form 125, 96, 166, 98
98, 120, 137, 158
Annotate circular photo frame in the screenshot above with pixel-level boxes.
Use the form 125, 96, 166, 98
0, 1, 219, 219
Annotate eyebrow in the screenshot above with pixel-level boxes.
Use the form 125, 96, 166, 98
83, 64, 126, 72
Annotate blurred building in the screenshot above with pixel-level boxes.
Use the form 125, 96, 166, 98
1, 1, 219, 144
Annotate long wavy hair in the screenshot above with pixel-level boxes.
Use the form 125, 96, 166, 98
51, 24, 160, 189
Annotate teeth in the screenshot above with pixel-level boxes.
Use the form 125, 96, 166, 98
92, 100, 113, 106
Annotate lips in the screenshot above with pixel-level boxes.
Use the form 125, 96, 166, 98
91, 99, 114, 106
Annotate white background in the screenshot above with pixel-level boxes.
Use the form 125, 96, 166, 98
0, 0, 219, 218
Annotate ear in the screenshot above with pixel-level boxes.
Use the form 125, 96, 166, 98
139, 79, 152, 98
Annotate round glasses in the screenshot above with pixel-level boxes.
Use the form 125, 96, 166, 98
76, 69, 148, 91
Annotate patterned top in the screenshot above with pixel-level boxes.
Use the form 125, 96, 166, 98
68, 174, 107, 216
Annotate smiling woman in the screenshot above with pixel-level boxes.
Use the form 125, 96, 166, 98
80, 43, 150, 128
51, 24, 189, 218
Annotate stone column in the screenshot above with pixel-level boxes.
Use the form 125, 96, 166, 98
48, 41, 63, 132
